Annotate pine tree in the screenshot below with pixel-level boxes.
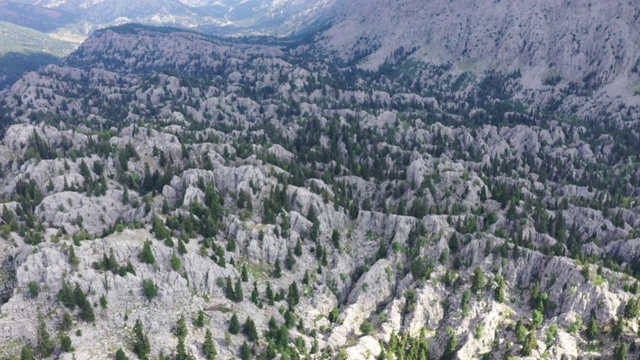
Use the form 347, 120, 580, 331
612, 317, 624, 340
516, 318, 527, 343
273, 259, 282, 278
234, 278, 244, 302
441, 328, 457, 360
194, 310, 206, 327
521, 331, 537, 356
56, 281, 75, 309
225, 276, 235, 300
243, 317, 259, 342
175, 316, 188, 338
614, 341, 628, 360
251, 282, 259, 305
68, 245, 79, 266
115, 348, 129, 360
133, 319, 151, 359
139, 241, 156, 265
203, 329, 217, 360
176, 337, 187, 360
331, 229, 340, 248
285, 248, 296, 270
60, 335, 73, 352
171, 253, 181, 272
266, 282, 274, 305
294, 238, 303, 256
624, 298, 639, 318
20, 346, 36, 360
240, 341, 252, 360
178, 239, 188, 255
142, 279, 158, 300
73, 283, 86, 307
288, 282, 299, 308
471, 267, 484, 294
587, 314, 598, 340
229, 314, 240, 334
494, 275, 505, 303
36, 318, 55, 357
241, 263, 249, 282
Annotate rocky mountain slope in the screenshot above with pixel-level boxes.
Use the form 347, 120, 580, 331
0, 23, 639, 360
319, 0, 640, 120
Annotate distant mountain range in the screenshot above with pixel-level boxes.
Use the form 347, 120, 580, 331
0, 0, 336, 37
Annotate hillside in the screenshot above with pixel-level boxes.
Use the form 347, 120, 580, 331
319, 0, 640, 120
0, 23, 638, 360
0, 20, 77, 89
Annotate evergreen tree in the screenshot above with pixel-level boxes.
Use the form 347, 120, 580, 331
36, 318, 55, 357
441, 328, 457, 360
612, 317, 624, 340
273, 259, 282, 278
225, 276, 235, 300
203, 329, 217, 360
176, 337, 187, 360
142, 279, 158, 300
68, 245, 79, 266
193, 310, 206, 327
60, 335, 73, 352
243, 317, 259, 342
331, 229, 340, 248
171, 253, 181, 272
288, 281, 299, 308
586, 314, 598, 340
178, 239, 188, 255
521, 331, 538, 356
266, 282, 275, 305
20, 346, 36, 360
614, 342, 628, 360
624, 298, 639, 318
56, 281, 75, 309
251, 282, 259, 305
115, 348, 129, 360
515, 318, 527, 343
133, 319, 151, 360
285, 248, 296, 270
240, 341, 252, 360
294, 238, 302, 256
234, 278, 244, 302
175, 316, 188, 338
241, 263, 249, 282
494, 275, 505, 303
471, 267, 484, 294
139, 241, 156, 265
80, 299, 95, 323
73, 283, 87, 307
229, 314, 240, 334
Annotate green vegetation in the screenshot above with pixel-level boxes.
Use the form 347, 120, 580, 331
142, 279, 158, 300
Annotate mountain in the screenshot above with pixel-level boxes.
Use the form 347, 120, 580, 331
2, 0, 336, 36
319, 0, 640, 119
0, 20, 639, 359
0, 0, 78, 32
0, 0, 334, 90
